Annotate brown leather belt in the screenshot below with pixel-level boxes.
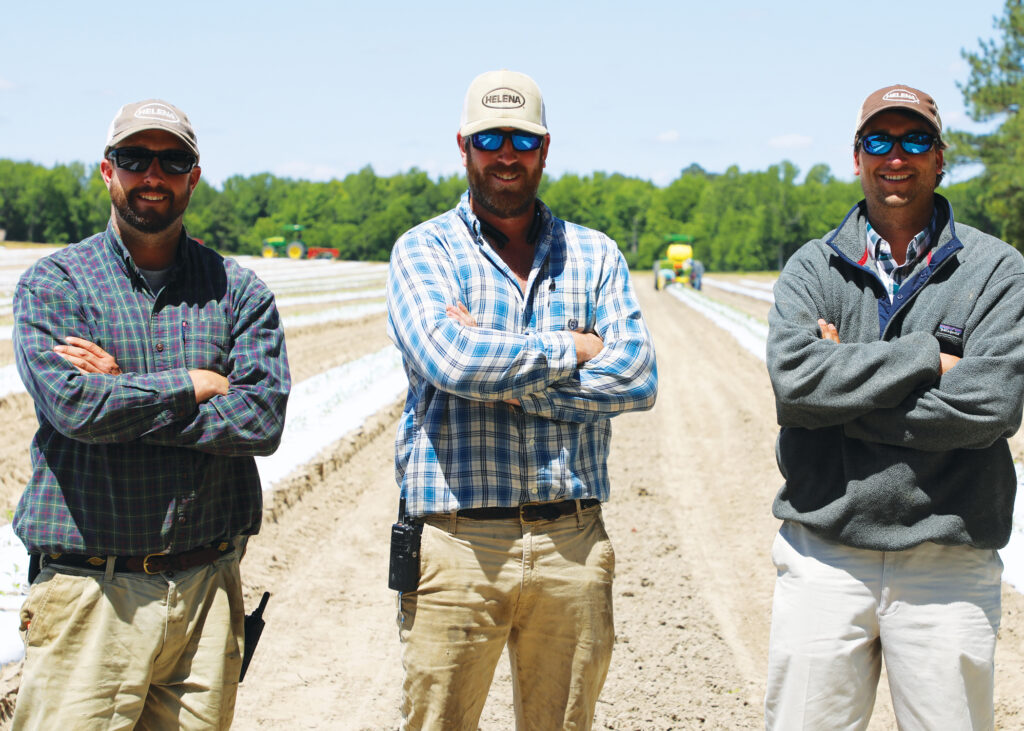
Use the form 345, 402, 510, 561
39, 540, 235, 575
456, 498, 600, 523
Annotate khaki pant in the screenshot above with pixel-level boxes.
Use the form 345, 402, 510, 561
765, 521, 1002, 731
13, 547, 245, 731
399, 504, 615, 730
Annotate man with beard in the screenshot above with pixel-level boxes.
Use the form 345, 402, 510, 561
386, 70, 658, 730
765, 85, 1024, 728
11, 99, 290, 729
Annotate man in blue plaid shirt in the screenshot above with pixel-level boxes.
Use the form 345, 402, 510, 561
387, 70, 657, 730
11, 100, 289, 729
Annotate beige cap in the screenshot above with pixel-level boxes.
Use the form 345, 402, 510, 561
855, 84, 942, 139
104, 99, 199, 160
459, 70, 548, 137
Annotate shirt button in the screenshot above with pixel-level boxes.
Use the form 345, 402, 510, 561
177, 515, 187, 525
530, 487, 539, 494
528, 438, 535, 446
156, 343, 164, 352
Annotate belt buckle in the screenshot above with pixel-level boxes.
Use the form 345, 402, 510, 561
520, 502, 559, 523
142, 553, 165, 575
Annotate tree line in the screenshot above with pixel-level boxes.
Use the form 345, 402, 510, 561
0, 158, 997, 272
1, 0, 1020, 272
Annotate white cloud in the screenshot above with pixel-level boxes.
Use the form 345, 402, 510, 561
656, 130, 680, 143
768, 133, 813, 149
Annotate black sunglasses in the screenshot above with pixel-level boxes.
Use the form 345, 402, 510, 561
470, 129, 544, 152
108, 147, 198, 174
859, 132, 936, 156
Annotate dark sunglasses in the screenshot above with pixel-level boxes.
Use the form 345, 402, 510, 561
470, 129, 544, 152
108, 147, 198, 174
859, 132, 936, 156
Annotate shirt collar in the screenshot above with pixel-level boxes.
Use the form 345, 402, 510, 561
103, 219, 190, 289
865, 208, 940, 268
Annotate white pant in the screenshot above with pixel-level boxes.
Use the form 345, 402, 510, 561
765, 521, 1002, 731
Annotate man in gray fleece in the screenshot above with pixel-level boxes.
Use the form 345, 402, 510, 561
765, 84, 1024, 730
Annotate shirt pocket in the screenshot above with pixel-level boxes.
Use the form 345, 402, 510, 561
181, 310, 232, 373
545, 283, 594, 333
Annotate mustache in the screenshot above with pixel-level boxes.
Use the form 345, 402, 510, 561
130, 187, 174, 198
483, 162, 527, 177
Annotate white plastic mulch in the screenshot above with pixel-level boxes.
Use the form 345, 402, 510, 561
701, 276, 775, 303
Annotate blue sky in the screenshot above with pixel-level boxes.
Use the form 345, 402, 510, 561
0, 0, 1009, 188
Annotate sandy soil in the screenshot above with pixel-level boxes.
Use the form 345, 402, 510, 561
230, 278, 1024, 730
2, 276, 1024, 729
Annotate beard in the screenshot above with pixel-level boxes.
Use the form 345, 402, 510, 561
466, 148, 543, 219
110, 181, 191, 235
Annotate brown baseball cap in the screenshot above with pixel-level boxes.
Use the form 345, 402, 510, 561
855, 84, 942, 139
104, 99, 199, 160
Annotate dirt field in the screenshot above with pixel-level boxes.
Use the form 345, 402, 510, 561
231, 276, 1024, 730
2, 271, 1023, 729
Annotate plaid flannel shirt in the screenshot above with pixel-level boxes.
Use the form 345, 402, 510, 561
12, 222, 290, 555
386, 193, 658, 518
866, 210, 938, 301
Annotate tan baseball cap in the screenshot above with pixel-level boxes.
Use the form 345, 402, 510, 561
855, 84, 942, 139
459, 70, 548, 137
104, 99, 199, 160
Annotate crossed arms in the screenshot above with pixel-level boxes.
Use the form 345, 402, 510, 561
14, 269, 289, 456
767, 256, 1024, 451
387, 233, 657, 423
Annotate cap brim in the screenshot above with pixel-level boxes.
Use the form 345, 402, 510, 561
857, 105, 940, 137
460, 118, 549, 137
104, 124, 200, 160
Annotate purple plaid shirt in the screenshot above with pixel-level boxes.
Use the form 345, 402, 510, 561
12, 222, 290, 555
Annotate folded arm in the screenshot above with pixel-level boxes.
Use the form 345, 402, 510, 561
843, 274, 1024, 450
387, 234, 578, 401
767, 259, 941, 430
138, 280, 290, 456
516, 250, 657, 423
14, 278, 199, 443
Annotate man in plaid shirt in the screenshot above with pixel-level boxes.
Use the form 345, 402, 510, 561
386, 70, 657, 730
11, 100, 289, 729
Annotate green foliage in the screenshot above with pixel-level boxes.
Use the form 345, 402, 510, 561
951, 0, 1024, 248
0, 147, 996, 269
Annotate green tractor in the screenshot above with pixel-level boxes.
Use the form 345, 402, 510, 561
262, 224, 307, 260
653, 234, 695, 290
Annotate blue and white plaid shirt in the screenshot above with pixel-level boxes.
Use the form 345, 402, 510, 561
386, 192, 658, 517
866, 210, 938, 301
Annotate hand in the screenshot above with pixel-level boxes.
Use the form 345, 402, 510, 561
818, 319, 840, 343
54, 336, 122, 375
572, 331, 604, 365
939, 353, 961, 375
446, 302, 478, 327
188, 369, 229, 404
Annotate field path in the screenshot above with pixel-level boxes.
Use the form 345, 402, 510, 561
233, 277, 1024, 730
235, 279, 778, 729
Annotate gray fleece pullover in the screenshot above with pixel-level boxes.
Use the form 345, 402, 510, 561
767, 195, 1024, 550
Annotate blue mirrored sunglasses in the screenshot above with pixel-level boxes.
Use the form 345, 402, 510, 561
860, 132, 936, 156
470, 129, 543, 152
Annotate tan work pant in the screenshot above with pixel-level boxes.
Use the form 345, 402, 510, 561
398, 504, 615, 730
13, 548, 245, 731
765, 521, 1002, 731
